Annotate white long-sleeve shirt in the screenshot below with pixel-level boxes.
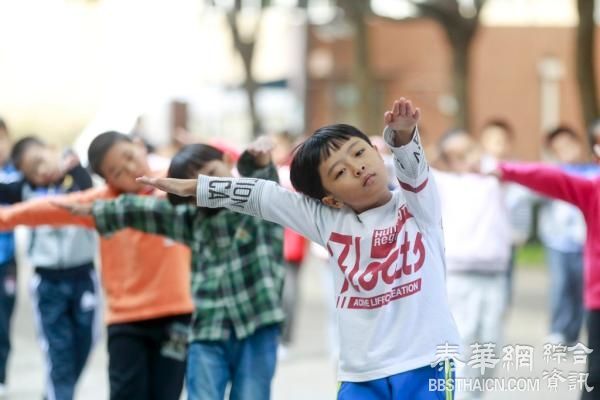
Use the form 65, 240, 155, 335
195, 128, 460, 382
433, 170, 512, 273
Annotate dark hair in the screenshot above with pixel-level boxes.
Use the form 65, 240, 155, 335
10, 136, 45, 169
481, 119, 514, 140
167, 143, 224, 205
88, 131, 132, 177
0, 117, 7, 134
290, 124, 372, 200
545, 125, 580, 148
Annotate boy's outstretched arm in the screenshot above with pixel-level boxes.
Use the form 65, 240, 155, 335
90, 195, 196, 245
0, 188, 100, 230
498, 162, 596, 211
382, 97, 440, 228
138, 174, 326, 247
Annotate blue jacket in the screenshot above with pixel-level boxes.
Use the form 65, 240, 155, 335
0, 161, 96, 269
0, 164, 20, 265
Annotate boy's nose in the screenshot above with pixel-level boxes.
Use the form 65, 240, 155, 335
353, 165, 365, 177
126, 162, 137, 174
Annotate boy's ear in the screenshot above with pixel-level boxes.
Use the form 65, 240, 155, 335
321, 195, 344, 209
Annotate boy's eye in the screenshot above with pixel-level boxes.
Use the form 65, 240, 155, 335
335, 169, 345, 179
356, 149, 365, 157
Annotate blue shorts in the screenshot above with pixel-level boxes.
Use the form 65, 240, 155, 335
338, 360, 454, 400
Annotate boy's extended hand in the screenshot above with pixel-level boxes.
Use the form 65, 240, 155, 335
51, 201, 93, 216
384, 97, 421, 146
247, 136, 273, 167
136, 176, 197, 197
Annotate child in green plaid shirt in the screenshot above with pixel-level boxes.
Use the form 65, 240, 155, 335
60, 138, 285, 400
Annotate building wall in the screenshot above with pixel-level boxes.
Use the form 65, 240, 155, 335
307, 19, 597, 160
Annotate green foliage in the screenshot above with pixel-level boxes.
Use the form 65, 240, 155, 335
515, 242, 546, 268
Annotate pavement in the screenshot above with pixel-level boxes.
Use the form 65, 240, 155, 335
5, 248, 591, 399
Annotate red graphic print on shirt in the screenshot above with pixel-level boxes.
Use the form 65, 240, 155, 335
328, 204, 426, 309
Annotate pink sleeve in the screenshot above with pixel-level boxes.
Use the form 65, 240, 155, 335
500, 162, 596, 211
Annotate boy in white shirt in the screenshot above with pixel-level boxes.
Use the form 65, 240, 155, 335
138, 98, 460, 400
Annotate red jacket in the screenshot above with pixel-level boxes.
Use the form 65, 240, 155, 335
501, 162, 600, 310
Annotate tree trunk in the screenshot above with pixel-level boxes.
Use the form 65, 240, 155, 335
450, 34, 471, 130
343, 1, 379, 134
576, 0, 598, 144
413, 1, 483, 132
226, 11, 263, 138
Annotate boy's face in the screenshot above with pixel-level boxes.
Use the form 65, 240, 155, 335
0, 130, 11, 166
480, 126, 511, 160
442, 133, 481, 173
548, 133, 582, 164
318, 137, 391, 213
99, 140, 151, 193
19, 144, 63, 186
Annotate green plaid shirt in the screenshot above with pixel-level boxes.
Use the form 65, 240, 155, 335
92, 158, 285, 342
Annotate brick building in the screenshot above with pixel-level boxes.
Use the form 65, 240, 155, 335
306, 19, 597, 160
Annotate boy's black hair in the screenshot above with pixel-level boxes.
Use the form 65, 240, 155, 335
290, 124, 372, 200
88, 131, 132, 177
545, 125, 580, 148
167, 143, 224, 205
481, 119, 514, 140
10, 136, 45, 169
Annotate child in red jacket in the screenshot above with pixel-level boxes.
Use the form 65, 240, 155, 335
495, 161, 599, 399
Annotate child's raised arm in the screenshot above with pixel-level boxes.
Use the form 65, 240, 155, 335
382, 98, 441, 229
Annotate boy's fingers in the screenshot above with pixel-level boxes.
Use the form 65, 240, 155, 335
384, 111, 393, 124
136, 176, 156, 186
413, 107, 421, 121
406, 100, 413, 116
393, 101, 400, 117
399, 97, 407, 116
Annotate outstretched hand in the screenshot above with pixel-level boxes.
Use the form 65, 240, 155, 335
384, 97, 421, 146
136, 176, 197, 197
51, 201, 93, 216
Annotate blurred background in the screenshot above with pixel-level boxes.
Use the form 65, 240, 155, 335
2, 0, 600, 157
2, 0, 600, 399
